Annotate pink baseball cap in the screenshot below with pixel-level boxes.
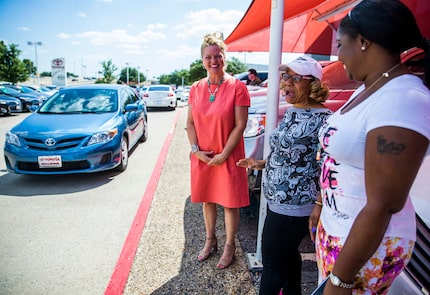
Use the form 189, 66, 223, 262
278, 55, 322, 80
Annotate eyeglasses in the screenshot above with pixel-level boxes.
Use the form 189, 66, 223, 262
281, 73, 314, 83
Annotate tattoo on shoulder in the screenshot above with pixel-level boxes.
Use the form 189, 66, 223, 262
376, 136, 405, 155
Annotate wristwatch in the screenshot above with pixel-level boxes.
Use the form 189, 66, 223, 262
329, 273, 354, 289
191, 144, 199, 154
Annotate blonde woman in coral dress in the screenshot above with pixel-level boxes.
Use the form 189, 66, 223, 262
186, 33, 250, 269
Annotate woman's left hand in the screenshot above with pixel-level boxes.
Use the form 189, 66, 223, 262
207, 153, 227, 166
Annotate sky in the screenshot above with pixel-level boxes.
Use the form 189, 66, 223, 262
0, 0, 274, 79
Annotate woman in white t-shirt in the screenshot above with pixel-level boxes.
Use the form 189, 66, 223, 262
314, 0, 430, 294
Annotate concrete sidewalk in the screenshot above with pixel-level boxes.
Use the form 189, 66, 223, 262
123, 107, 257, 294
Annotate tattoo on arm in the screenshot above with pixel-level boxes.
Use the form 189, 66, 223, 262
376, 136, 405, 155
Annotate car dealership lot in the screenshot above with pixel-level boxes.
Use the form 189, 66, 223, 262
0, 108, 181, 294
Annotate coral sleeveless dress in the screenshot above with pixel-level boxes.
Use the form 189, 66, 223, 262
189, 76, 250, 208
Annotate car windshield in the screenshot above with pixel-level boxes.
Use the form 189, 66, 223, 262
38, 89, 118, 113
149, 86, 169, 91
0, 86, 20, 95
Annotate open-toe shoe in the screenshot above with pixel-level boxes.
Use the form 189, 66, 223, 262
197, 236, 217, 262
216, 243, 236, 269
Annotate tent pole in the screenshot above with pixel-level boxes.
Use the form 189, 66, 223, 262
246, 0, 284, 271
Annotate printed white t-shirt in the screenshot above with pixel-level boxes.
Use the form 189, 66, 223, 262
318, 74, 430, 240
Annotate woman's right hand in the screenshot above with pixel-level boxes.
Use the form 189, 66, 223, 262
192, 150, 214, 164
236, 158, 265, 170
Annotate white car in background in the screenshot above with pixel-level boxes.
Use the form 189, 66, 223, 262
180, 86, 191, 102
142, 85, 177, 111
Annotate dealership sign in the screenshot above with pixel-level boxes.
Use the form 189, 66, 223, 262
51, 58, 66, 87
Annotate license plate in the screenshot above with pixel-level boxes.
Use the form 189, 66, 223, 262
38, 155, 62, 168
154, 100, 162, 105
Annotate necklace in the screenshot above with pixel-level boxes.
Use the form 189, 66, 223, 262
364, 62, 402, 93
207, 78, 224, 102
341, 62, 402, 113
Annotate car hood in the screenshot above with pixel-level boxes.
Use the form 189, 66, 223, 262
11, 112, 119, 136
248, 94, 290, 115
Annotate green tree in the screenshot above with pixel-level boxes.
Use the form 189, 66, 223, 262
189, 59, 206, 83
158, 69, 190, 86
118, 67, 146, 84
99, 59, 117, 83
22, 58, 35, 75
0, 41, 30, 83
226, 57, 247, 75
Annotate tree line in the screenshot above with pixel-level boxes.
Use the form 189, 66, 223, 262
0, 40, 248, 86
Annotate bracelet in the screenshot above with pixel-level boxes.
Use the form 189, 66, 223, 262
314, 201, 323, 206
191, 144, 199, 154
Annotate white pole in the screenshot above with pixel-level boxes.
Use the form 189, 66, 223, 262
27, 41, 42, 86
247, 0, 284, 270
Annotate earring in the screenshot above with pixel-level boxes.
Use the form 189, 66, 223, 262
361, 46, 366, 51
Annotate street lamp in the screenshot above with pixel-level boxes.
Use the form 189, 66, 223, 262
27, 41, 42, 85
137, 66, 140, 86
125, 62, 129, 84
146, 69, 149, 83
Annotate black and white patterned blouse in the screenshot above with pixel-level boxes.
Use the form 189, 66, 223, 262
263, 107, 332, 217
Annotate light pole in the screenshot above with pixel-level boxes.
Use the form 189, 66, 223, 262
146, 69, 149, 84
125, 62, 129, 84
137, 66, 140, 86
27, 41, 42, 85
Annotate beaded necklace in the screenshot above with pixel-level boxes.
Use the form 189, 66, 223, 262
207, 78, 224, 102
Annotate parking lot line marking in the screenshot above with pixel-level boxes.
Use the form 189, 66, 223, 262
105, 109, 183, 295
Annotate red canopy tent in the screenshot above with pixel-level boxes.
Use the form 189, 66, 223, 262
225, 0, 430, 55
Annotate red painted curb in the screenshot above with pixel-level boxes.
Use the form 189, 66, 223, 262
105, 109, 183, 295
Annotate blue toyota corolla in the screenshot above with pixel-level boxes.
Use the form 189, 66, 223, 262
4, 84, 148, 174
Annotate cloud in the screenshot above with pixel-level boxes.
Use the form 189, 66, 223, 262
75, 29, 166, 46
147, 23, 167, 30
57, 33, 71, 39
78, 12, 87, 18
156, 45, 198, 59
18, 27, 29, 31
174, 8, 243, 39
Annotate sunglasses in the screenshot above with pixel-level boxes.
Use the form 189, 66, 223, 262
281, 73, 314, 83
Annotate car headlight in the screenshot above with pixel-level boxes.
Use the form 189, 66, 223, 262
87, 128, 118, 146
5, 131, 22, 147
243, 114, 266, 138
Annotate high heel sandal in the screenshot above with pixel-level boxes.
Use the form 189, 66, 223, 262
197, 236, 218, 262
216, 243, 236, 269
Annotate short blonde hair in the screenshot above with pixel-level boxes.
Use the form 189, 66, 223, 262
200, 32, 226, 57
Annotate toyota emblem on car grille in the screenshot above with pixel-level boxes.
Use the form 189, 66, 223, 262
45, 138, 56, 146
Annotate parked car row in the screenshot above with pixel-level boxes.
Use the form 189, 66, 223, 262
0, 85, 43, 112
3, 84, 148, 175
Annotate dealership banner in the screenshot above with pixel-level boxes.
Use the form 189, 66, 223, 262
51, 58, 66, 86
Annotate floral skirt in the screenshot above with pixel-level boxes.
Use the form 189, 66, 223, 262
315, 221, 414, 294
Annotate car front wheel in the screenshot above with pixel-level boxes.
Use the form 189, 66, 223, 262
115, 135, 129, 172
